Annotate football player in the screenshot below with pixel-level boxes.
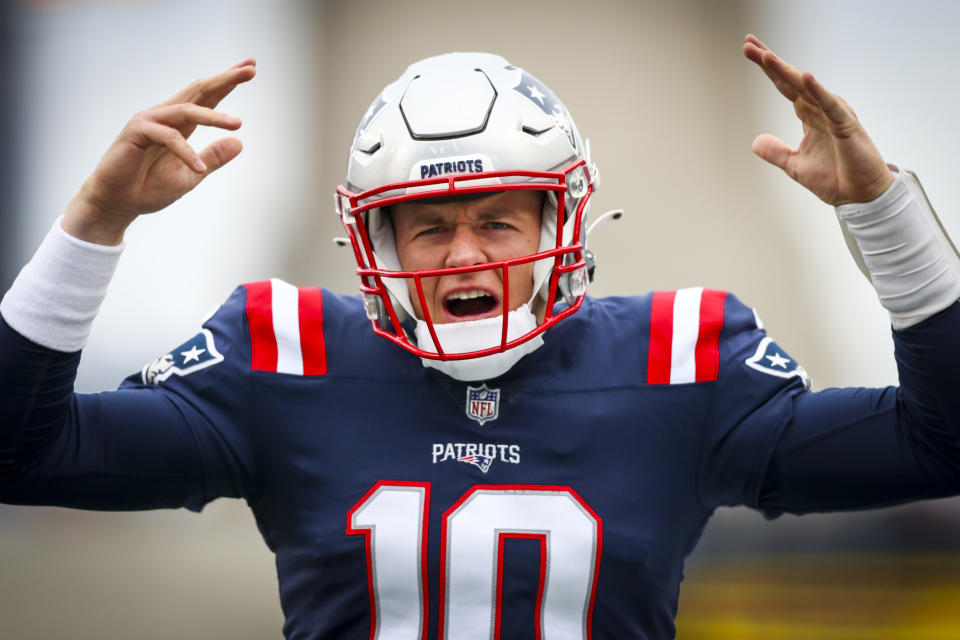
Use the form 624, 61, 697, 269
2, 35, 959, 639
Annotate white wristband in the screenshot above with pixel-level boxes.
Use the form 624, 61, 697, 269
836, 169, 960, 330
0, 217, 124, 352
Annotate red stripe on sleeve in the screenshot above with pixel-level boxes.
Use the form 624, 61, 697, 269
694, 289, 727, 382
297, 287, 327, 376
647, 290, 676, 385
244, 281, 278, 372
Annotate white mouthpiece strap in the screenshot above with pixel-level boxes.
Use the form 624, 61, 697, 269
835, 169, 960, 330
415, 303, 544, 381
0, 216, 124, 352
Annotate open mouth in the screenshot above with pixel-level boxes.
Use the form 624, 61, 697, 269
444, 288, 499, 318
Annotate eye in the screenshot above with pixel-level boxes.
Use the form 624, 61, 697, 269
486, 221, 512, 231
414, 226, 444, 239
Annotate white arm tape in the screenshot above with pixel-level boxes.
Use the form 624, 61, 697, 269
0, 216, 124, 352
836, 169, 960, 330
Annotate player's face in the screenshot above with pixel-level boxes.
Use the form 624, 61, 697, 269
392, 190, 543, 324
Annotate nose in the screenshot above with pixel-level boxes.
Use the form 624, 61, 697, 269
444, 224, 487, 268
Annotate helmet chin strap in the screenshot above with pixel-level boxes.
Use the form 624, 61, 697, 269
414, 303, 544, 381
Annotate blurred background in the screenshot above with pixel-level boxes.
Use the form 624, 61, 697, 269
2, 0, 960, 638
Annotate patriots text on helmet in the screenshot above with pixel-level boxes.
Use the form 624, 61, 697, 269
418, 158, 484, 179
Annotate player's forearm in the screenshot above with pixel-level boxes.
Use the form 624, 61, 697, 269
839, 169, 960, 449
0, 314, 80, 486
0, 318, 222, 509
758, 300, 960, 517
892, 299, 960, 449
757, 175, 960, 514
0, 217, 122, 486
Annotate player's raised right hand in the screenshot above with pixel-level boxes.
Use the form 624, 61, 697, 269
62, 59, 256, 246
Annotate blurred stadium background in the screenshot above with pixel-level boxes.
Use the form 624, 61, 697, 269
2, 0, 960, 638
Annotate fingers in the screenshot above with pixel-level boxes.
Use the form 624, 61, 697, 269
134, 121, 207, 173
127, 125, 243, 179
802, 72, 851, 126
758, 50, 816, 106
743, 35, 819, 106
231, 57, 256, 70
164, 58, 257, 110
743, 40, 800, 102
151, 103, 242, 131
743, 34, 770, 53
197, 137, 244, 173
751, 133, 795, 177
125, 102, 244, 174
744, 36, 856, 129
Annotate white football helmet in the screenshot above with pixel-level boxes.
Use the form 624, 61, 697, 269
335, 52, 599, 380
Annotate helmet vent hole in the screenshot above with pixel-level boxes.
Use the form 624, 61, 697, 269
522, 124, 553, 137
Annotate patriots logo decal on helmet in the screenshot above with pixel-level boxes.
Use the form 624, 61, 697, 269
513, 70, 578, 149
352, 95, 387, 150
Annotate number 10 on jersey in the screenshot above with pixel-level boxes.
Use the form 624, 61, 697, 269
347, 481, 603, 639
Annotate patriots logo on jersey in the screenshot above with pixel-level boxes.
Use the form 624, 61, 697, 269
457, 454, 494, 473
466, 384, 500, 425
745, 336, 811, 389
432, 442, 521, 472
141, 329, 224, 385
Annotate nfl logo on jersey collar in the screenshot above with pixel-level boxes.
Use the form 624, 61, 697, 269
465, 384, 500, 426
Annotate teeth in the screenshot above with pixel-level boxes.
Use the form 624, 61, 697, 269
446, 289, 491, 301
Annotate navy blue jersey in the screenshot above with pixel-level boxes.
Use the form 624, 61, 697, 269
3, 282, 960, 639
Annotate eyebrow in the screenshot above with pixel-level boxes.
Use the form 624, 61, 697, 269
403, 207, 526, 227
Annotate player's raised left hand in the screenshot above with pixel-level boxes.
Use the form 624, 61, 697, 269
743, 35, 894, 206
62, 58, 256, 246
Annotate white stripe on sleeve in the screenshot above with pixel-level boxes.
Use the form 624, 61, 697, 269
271, 278, 304, 375
670, 286, 703, 384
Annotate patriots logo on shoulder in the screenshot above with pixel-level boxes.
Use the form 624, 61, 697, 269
745, 336, 811, 390
142, 329, 224, 385
466, 384, 500, 426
